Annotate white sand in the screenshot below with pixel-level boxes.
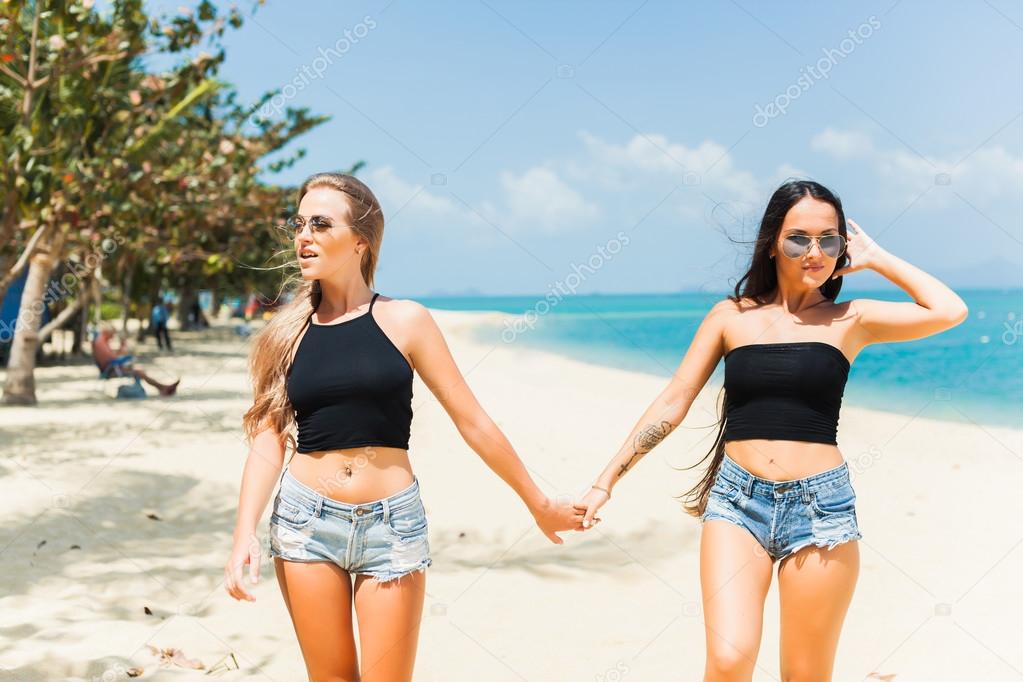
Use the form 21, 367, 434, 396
1, 311, 1020, 681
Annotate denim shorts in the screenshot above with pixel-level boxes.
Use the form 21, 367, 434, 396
267, 466, 432, 582
701, 452, 862, 562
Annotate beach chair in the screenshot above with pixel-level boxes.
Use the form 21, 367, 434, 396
94, 352, 147, 399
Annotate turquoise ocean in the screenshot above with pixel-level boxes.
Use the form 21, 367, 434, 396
418, 289, 1022, 429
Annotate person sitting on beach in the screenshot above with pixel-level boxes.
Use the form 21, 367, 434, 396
93, 324, 181, 396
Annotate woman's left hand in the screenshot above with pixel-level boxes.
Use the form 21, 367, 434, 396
531, 495, 598, 544
832, 219, 887, 279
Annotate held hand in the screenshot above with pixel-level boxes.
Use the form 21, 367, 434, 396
223, 530, 261, 602
574, 486, 610, 530
531, 495, 599, 544
832, 219, 887, 279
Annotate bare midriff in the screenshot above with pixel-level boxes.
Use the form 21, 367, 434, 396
287, 446, 415, 504
723, 440, 845, 481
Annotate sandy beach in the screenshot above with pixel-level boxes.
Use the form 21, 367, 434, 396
1, 309, 1021, 681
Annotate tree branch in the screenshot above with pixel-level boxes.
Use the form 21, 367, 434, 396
22, 0, 41, 119
32, 51, 129, 89
0, 62, 26, 87
0, 223, 50, 294
38, 288, 88, 342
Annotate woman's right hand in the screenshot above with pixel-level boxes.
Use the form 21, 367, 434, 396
223, 529, 261, 602
574, 487, 610, 529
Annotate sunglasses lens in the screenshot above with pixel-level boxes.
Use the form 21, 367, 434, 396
820, 235, 845, 258
782, 235, 809, 258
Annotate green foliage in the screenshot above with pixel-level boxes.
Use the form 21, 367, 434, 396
0, 0, 347, 312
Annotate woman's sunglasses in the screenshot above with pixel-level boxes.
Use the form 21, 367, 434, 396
781, 233, 847, 259
279, 214, 336, 239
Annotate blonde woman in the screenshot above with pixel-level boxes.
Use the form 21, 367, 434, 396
223, 172, 585, 681
575, 180, 968, 681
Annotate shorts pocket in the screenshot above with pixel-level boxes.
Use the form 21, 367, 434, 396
810, 484, 856, 517
387, 500, 428, 539
272, 495, 316, 529
711, 478, 743, 504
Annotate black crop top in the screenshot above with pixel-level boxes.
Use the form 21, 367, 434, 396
286, 293, 414, 453
722, 341, 849, 445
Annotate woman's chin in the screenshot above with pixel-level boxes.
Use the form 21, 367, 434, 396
801, 270, 828, 286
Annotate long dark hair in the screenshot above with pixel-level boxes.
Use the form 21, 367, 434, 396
679, 179, 849, 517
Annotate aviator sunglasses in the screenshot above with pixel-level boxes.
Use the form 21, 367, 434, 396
780, 232, 847, 259
280, 214, 337, 239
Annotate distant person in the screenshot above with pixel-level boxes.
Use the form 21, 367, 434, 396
93, 324, 180, 396
151, 298, 172, 351
190, 299, 209, 329
243, 295, 258, 321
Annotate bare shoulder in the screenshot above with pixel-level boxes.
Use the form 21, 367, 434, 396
845, 297, 881, 317
702, 298, 743, 350
372, 296, 435, 330
707, 297, 747, 320
842, 296, 902, 345
712, 298, 744, 316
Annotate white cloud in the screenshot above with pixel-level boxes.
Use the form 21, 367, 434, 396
363, 165, 596, 236
366, 166, 459, 219
573, 130, 765, 207
498, 166, 599, 231
811, 127, 1023, 207
957, 146, 1023, 201
810, 128, 876, 160
772, 163, 812, 185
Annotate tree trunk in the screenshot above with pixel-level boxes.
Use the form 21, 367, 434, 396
209, 286, 220, 322
0, 222, 49, 306
177, 280, 196, 330
120, 263, 133, 332
71, 292, 86, 355
2, 229, 64, 405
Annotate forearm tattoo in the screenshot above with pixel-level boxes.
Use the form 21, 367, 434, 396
616, 420, 674, 478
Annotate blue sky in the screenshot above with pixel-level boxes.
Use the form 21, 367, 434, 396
160, 1, 1023, 296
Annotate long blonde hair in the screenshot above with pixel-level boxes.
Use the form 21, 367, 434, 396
241, 173, 385, 452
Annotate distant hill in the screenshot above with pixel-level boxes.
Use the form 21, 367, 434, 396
932, 258, 1023, 290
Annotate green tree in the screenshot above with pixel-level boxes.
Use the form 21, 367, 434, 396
0, 0, 329, 404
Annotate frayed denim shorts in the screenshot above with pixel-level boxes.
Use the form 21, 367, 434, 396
267, 466, 432, 582
701, 452, 862, 562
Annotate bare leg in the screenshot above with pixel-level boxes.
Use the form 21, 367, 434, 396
274, 558, 359, 681
777, 541, 859, 682
700, 520, 774, 682
353, 570, 427, 682
129, 365, 179, 395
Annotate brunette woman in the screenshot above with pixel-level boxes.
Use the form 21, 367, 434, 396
575, 180, 968, 681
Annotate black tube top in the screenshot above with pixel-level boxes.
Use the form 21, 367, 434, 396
723, 341, 849, 445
